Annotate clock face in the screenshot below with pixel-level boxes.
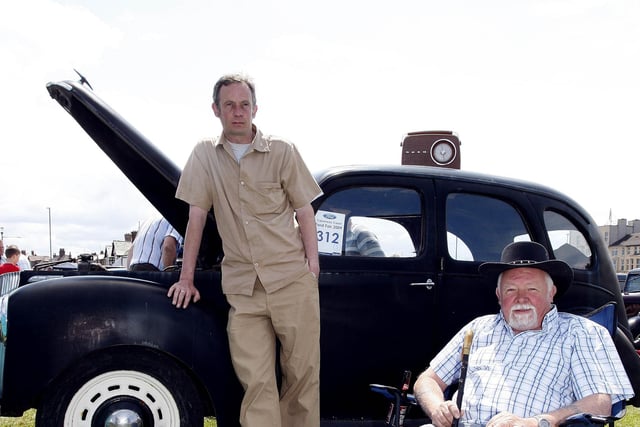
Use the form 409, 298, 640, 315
430, 139, 456, 165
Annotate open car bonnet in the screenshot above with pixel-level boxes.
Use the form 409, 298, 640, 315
46, 74, 222, 268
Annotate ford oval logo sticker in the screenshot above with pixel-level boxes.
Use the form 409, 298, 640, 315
323, 213, 337, 219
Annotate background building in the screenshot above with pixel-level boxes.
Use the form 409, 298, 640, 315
599, 219, 640, 273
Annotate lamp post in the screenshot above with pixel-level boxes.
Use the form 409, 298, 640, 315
46, 207, 52, 259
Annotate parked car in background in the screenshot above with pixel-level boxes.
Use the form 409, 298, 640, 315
624, 269, 640, 350
623, 269, 640, 320
624, 269, 640, 294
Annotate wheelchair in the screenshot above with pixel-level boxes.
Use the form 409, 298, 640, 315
370, 303, 627, 427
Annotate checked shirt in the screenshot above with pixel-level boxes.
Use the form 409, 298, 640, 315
430, 305, 634, 425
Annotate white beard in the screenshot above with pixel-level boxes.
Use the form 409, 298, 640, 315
507, 303, 539, 331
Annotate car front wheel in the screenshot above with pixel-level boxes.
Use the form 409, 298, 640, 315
36, 349, 203, 427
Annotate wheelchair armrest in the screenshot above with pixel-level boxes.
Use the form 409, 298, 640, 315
559, 413, 620, 426
369, 384, 417, 406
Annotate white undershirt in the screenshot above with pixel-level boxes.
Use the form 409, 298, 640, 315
229, 142, 251, 163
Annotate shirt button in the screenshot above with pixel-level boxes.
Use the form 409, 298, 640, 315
254, 263, 259, 268
240, 181, 245, 185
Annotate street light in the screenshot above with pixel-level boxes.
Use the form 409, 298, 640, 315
46, 207, 52, 259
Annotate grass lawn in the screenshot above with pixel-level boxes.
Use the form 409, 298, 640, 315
0, 408, 638, 426
0, 411, 218, 426
619, 405, 640, 426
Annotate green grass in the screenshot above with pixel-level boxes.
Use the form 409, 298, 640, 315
619, 405, 640, 426
0, 411, 218, 426
0, 410, 34, 427
0, 408, 637, 426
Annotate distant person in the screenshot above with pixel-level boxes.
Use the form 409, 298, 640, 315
0, 246, 21, 273
344, 219, 385, 257
10, 247, 31, 271
0, 239, 5, 264
127, 216, 183, 271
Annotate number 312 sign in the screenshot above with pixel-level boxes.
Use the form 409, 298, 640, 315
315, 210, 346, 255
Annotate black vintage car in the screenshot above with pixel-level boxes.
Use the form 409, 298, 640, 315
0, 76, 638, 426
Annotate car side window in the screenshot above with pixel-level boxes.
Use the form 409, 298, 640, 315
543, 210, 592, 269
625, 271, 640, 293
315, 186, 420, 258
446, 193, 530, 262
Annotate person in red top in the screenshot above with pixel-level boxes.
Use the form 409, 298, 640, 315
0, 246, 21, 273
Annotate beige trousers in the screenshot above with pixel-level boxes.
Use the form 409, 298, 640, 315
226, 273, 320, 427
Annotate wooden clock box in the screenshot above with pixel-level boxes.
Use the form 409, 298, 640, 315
400, 130, 461, 169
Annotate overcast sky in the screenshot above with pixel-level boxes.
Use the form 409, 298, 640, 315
1, 0, 638, 258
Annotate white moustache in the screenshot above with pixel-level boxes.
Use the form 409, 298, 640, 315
511, 303, 535, 312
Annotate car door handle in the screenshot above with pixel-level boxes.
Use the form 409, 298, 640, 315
410, 279, 435, 290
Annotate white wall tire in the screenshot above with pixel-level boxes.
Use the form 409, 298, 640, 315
36, 349, 203, 427
64, 370, 180, 426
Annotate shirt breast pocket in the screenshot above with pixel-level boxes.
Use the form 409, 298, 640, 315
254, 182, 287, 215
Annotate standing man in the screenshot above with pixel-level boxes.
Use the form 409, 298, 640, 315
168, 74, 321, 427
0, 239, 6, 264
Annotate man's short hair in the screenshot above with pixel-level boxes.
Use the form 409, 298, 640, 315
212, 74, 256, 108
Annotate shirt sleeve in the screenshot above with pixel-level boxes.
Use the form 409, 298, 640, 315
569, 318, 634, 404
176, 140, 216, 211
429, 319, 484, 385
280, 142, 322, 209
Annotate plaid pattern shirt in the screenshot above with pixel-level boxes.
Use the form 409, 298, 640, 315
430, 306, 634, 425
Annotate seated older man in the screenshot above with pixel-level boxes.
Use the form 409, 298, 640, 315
414, 241, 634, 427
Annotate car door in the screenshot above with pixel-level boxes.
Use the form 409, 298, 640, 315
431, 179, 535, 347
313, 171, 438, 417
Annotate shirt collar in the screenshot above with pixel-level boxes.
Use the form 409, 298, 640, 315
541, 304, 559, 330
216, 125, 271, 153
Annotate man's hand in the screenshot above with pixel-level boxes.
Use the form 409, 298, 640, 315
168, 278, 201, 309
308, 258, 320, 278
167, 205, 206, 309
428, 400, 461, 427
486, 412, 538, 427
414, 368, 461, 427
295, 204, 320, 278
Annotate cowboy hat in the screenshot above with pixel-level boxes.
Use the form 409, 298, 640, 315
478, 241, 573, 296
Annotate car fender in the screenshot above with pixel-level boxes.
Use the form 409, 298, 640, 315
1, 275, 242, 418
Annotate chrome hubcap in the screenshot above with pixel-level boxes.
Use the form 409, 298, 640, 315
104, 409, 143, 427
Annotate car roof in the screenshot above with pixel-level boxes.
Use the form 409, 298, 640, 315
314, 164, 591, 219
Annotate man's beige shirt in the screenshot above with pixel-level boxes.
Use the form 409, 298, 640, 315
176, 127, 322, 295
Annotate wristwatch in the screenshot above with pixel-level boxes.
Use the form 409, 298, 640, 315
534, 415, 551, 427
